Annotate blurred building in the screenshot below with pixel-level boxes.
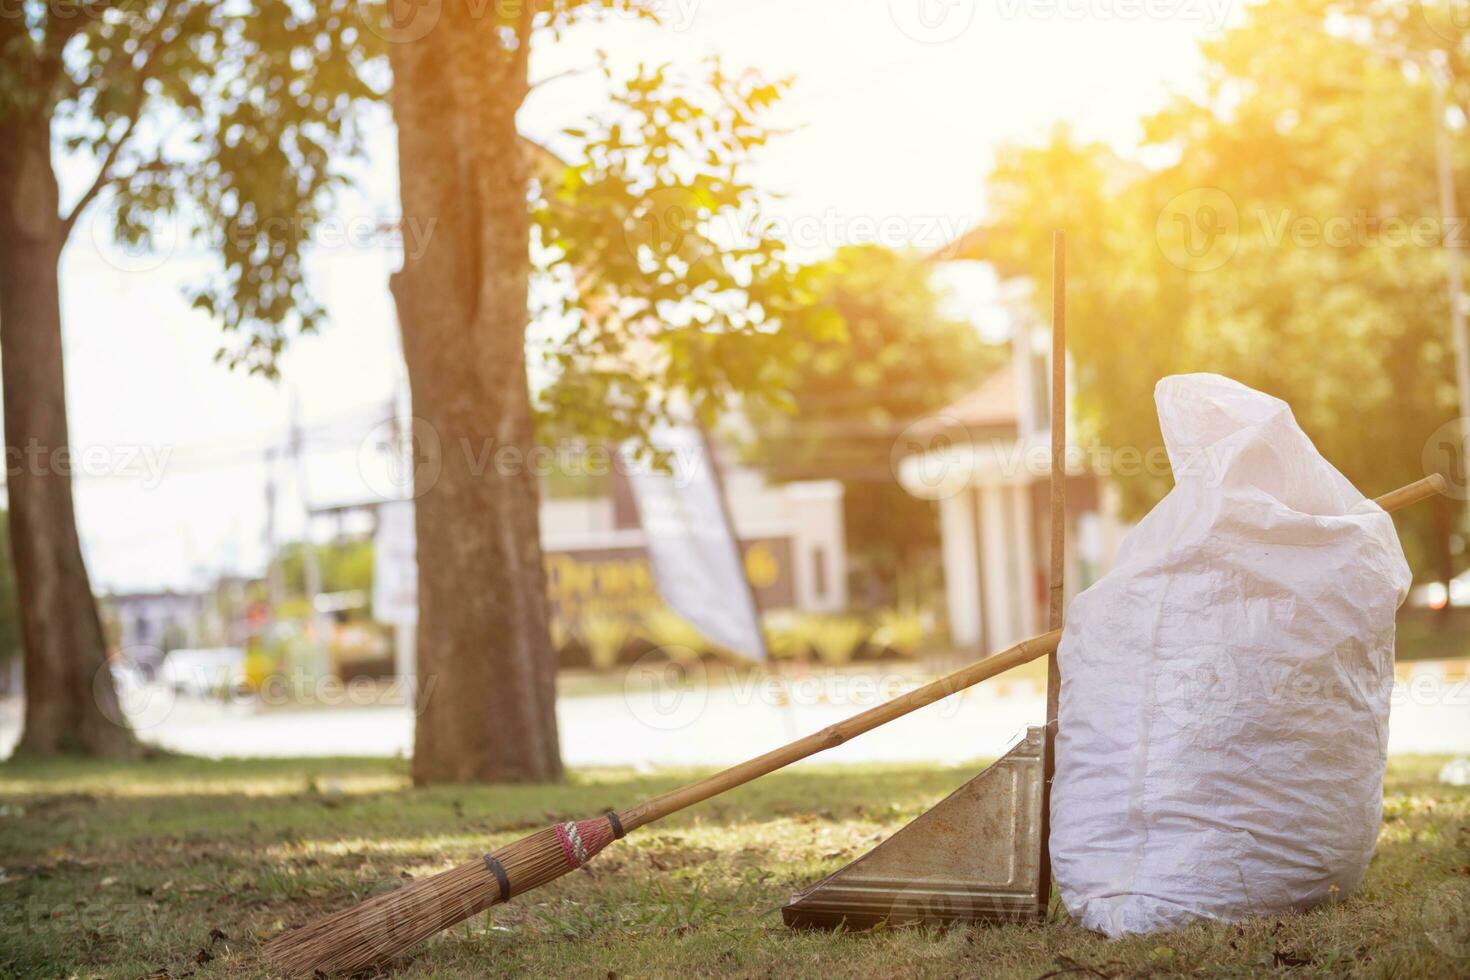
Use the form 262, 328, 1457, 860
363, 449, 847, 678
104, 589, 207, 661
896, 297, 1127, 654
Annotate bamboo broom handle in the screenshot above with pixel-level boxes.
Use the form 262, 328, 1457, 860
1374, 474, 1446, 512
617, 628, 1061, 832
616, 473, 1445, 833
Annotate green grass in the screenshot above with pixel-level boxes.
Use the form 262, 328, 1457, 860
1, 754, 1467, 978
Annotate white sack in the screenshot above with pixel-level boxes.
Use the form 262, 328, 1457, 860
1051, 373, 1411, 937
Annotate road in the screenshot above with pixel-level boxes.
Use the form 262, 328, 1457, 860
2, 665, 1467, 766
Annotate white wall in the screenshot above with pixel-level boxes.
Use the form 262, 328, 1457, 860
539, 497, 620, 550
783, 481, 848, 613
541, 468, 849, 614
939, 489, 982, 648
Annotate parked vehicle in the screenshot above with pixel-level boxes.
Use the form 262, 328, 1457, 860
159, 647, 247, 698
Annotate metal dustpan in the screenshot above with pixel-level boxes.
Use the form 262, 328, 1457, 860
784, 232, 1072, 932
782, 727, 1046, 928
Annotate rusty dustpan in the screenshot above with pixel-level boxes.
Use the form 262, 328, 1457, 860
781, 725, 1048, 927
783, 233, 1071, 931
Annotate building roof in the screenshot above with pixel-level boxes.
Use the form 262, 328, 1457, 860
928, 224, 991, 264
906, 364, 1020, 444
940, 365, 1019, 429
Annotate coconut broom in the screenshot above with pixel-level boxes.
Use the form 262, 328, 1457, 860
266, 474, 1444, 976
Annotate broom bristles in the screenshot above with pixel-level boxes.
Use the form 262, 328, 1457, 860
265, 818, 616, 976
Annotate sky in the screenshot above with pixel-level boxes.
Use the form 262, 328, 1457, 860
45, 0, 1231, 593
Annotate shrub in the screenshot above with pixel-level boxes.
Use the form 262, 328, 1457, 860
578, 615, 632, 671
763, 612, 810, 662
873, 606, 926, 658
638, 608, 707, 664
549, 616, 571, 653
803, 615, 870, 666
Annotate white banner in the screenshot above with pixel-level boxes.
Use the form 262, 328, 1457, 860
622, 426, 767, 661
372, 499, 419, 626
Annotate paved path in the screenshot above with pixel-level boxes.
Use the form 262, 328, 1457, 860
2, 668, 1466, 766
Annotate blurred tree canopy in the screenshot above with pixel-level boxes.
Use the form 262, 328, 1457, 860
746, 245, 1005, 604
977, 0, 1469, 577
1, 0, 378, 756
280, 540, 374, 606
3, 0, 824, 766
532, 55, 840, 447
6, 0, 382, 370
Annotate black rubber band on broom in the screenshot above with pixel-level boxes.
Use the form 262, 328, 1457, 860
482, 854, 510, 899
605, 811, 625, 840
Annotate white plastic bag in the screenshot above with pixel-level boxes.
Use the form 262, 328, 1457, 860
1051, 373, 1411, 937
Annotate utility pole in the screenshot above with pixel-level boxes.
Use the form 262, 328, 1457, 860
289, 391, 326, 641
1429, 62, 1470, 526
264, 447, 284, 612
389, 383, 417, 685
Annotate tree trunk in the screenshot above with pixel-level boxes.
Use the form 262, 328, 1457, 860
389, 12, 563, 784
0, 111, 138, 758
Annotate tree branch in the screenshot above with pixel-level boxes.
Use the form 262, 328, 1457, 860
58, 0, 182, 242
510, 0, 534, 99
41, 1, 123, 72
520, 134, 569, 173
61, 114, 140, 239
529, 66, 590, 91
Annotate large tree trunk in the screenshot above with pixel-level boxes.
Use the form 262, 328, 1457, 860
389, 11, 563, 784
0, 111, 137, 758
